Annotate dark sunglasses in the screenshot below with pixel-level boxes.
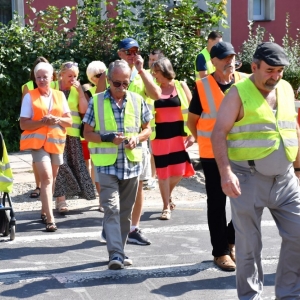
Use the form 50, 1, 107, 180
121, 50, 140, 56
63, 62, 78, 69
111, 81, 129, 88
94, 73, 103, 78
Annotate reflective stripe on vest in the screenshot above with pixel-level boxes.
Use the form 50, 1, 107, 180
20, 89, 67, 154
196, 72, 245, 158
194, 48, 215, 80
227, 78, 298, 162
0, 136, 13, 193
88, 91, 143, 166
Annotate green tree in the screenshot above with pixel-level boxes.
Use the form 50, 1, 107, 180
238, 14, 300, 94
0, 0, 227, 151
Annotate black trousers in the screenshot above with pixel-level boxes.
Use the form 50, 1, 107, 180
201, 158, 235, 257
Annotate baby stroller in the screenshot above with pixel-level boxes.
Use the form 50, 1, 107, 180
0, 132, 16, 240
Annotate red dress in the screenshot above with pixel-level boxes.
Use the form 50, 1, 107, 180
151, 91, 195, 180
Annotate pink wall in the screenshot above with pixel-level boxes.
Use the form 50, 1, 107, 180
231, 0, 300, 53
24, 0, 78, 29
24, 0, 118, 28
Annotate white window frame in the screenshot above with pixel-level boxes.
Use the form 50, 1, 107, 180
248, 0, 275, 21
12, 0, 25, 25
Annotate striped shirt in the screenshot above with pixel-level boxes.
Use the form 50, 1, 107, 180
83, 89, 152, 180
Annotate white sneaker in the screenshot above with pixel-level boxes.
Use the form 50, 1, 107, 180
124, 256, 133, 266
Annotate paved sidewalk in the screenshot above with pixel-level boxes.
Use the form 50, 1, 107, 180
8, 143, 200, 185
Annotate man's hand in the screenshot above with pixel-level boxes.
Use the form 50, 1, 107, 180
112, 133, 127, 145
133, 55, 144, 72
124, 136, 138, 150
221, 171, 241, 198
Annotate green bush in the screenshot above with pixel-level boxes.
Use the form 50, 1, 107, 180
0, 0, 227, 151
238, 14, 300, 95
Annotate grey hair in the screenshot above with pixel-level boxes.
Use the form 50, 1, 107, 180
151, 57, 175, 80
34, 62, 53, 77
107, 59, 131, 80
252, 58, 261, 68
86, 60, 107, 84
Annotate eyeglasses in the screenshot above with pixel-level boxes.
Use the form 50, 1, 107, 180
121, 50, 140, 56
63, 62, 78, 69
94, 73, 103, 78
111, 81, 129, 88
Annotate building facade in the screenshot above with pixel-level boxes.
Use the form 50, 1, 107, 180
1, 0, 300, 52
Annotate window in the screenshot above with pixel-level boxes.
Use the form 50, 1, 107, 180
0, 0, 24, 25
248, 0, 275, 21
0, 0, 12, 24
253, 0, 264, 20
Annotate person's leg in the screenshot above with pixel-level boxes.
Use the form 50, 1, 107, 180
35, 161, 55, 224
128, 180, 151, 245
131, 181, 143, 229
158, 177, 171, 210
119, 176, 139, 248
31, 162, 41, 198
269, 168, 300, 299
55, 148, 68, 212
169, 175, 182, 209
98, 173, 124, 261
201, 159, 231, 257
230, 163, 266, 299
128, 147, 151, 245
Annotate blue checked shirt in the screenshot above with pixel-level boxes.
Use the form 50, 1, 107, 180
83, 89, 152, 180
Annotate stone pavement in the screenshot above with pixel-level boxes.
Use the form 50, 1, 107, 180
8, 142, 200, 185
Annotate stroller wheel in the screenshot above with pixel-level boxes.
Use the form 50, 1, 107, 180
3, 211, 9, 237
10, 225, 15, 241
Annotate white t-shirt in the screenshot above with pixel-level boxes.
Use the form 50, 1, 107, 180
20, 91, 70, 118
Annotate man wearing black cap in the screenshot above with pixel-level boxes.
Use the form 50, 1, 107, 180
212, 42, 300, 298
96, 38, 161, 247
187, 41, 248, 271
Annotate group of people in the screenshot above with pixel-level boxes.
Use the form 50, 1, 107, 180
191, 32, 300, 299
19, 31, 300, 299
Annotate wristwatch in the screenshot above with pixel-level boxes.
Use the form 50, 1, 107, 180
136, 136, 140, 145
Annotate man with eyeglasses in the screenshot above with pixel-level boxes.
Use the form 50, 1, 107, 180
96, 38, 161, 247
83, 60, 152, 269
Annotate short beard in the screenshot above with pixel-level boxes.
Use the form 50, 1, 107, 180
264, 79, 280, 90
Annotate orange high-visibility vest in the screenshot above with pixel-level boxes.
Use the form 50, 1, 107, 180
20, 88, 67, 154
196, 72, 247, 158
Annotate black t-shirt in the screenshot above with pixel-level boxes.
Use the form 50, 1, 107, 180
195, 53, 207, 72
188, 73, 235, 116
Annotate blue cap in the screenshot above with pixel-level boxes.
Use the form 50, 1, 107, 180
118, 38, 139, 50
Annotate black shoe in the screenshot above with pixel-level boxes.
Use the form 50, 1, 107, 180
127, 228, 151, 245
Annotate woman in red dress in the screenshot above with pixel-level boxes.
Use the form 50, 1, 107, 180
150, 58, 195, 220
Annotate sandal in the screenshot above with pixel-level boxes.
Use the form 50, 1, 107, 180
160, 209, 171, 220
169, 198, 176, 210
55, 199, 69, 214
46, 222, 57, 232
30, 187, 40, 198
41, 214, 47, 224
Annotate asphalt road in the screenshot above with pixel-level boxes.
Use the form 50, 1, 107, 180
0, 197, 280, 300
0, 147, 280, 299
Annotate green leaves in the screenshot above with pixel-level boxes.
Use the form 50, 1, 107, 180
0, 0, 227, 151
